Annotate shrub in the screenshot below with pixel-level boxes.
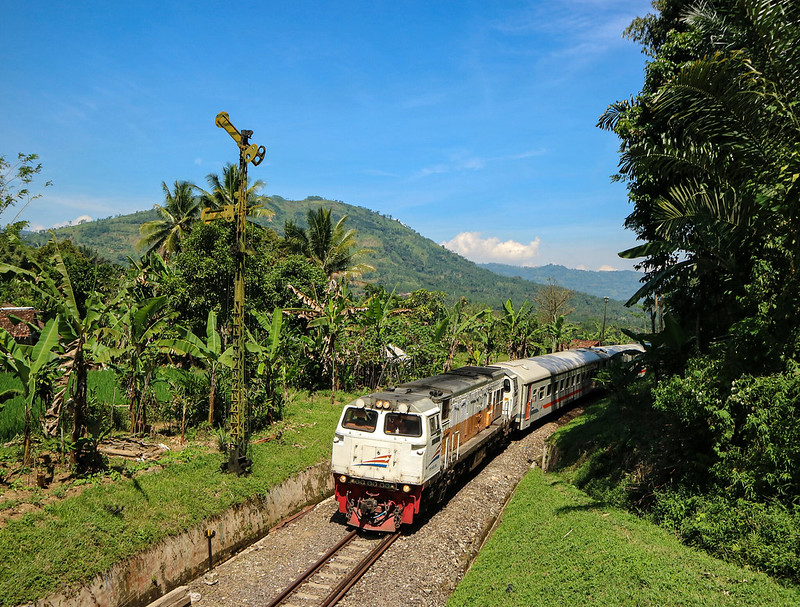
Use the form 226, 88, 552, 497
717, 367, 800, 500
651, 489, 800, 582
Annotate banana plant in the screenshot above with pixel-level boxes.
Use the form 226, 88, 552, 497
543, 315, 576, 354
247, 307, 296, 420
437, 298, 485, 372
103, 294, 173, 433
0, 233, 116, 448
157, 309, 233, 424
287, 282, 365, 402
499, 299, 538, 360
0, 317, 61, 464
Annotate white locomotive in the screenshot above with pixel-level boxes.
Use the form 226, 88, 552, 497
331, 344, 644, 531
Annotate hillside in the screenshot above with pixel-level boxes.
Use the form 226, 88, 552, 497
23, 197, 639, 325
479, 262, 643, 302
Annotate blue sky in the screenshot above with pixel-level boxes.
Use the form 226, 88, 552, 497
1, 0, 653, 271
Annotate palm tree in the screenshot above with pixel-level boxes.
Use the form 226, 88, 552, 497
196, 163, 274, 221
139, 181, 201, 260
602, 0, 800, 349
284, 208, 373, 280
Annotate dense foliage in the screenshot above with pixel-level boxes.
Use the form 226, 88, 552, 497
593, 0, 800, 582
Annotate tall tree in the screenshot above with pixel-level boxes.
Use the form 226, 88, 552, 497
534, 279, 574, 326
602, 0, 800, 358
0, 153, 51, 221
138, 180, 201, 259
283, 208, 374, 280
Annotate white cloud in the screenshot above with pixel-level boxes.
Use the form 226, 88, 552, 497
598, 264, 619, 272
33, 215, 94, 231
441, 232, 541, 266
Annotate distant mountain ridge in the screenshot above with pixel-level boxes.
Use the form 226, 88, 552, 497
479, 263, 642, 302
22, 196, 639, 325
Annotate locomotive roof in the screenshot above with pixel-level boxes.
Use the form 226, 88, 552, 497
493, 348, 606, 384
396, 365, 504, 400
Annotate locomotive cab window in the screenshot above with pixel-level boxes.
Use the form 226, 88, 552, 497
384, 413, 422, 437
342, 407, 378, 432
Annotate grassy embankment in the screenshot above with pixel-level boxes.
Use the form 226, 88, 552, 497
449, 468, 800, 606
0, 388, 352, 607
450, 390, 800, 606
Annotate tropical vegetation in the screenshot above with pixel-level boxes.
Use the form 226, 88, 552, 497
563, 0, 800, 585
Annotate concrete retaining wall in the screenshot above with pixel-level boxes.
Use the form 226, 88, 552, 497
31, 461, 334, 607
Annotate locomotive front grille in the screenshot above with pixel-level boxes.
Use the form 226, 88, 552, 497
348, 477, 399, 490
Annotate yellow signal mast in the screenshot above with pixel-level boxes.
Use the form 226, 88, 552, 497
202, 111, 266, 474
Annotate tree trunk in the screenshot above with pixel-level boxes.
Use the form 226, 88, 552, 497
208, 365, 217, 425
72, 356, 88, 445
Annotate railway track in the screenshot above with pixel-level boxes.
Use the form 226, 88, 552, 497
266, 529, 401, 607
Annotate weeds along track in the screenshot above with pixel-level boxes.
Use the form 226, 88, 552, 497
266, 529, 401, 607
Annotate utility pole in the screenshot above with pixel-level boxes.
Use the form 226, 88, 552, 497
601, 296, 609, 345
202, 111, 266, 475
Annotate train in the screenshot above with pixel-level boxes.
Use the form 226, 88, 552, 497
331, 344, 645, 531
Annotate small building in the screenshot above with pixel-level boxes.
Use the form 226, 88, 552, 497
569, 339, 601, 350
0, 306, 42, 345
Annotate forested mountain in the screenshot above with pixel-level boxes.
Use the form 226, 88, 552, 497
23, 196, 639, 325
479, 263, 642, 301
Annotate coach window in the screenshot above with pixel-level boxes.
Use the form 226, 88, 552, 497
385, 413, 422, 437
342, 407, 378, 432
538, 387, 545, 400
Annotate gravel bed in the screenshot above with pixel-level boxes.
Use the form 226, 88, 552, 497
185, 406, 584, 607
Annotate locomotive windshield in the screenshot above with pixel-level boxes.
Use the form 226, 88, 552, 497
342, 407, 378, 432
384, 412, 422, 437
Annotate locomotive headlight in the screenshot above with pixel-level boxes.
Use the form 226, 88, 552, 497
402, 485, 411, 493
339, 475, 348, 484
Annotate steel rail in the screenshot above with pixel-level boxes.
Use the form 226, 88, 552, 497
321, 531, 401, 607
265, 529, 358, 607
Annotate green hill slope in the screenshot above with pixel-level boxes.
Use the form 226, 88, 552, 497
22, 197, 638, 324
479, 262, 643, 302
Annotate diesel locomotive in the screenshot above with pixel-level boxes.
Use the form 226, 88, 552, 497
331, 344, 644, 531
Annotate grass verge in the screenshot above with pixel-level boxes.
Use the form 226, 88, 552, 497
448, 469, 800, 606
0, 389, 351, 607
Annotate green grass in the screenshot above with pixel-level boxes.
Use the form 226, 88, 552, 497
0, 389, 351, 606
448, 469, 800, 607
